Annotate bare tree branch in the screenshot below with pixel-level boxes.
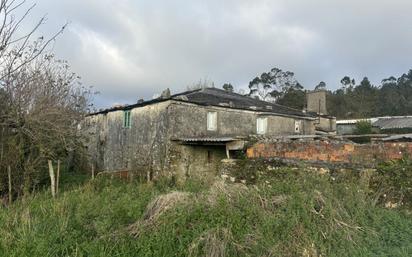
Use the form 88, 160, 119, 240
0, 0, 91, 197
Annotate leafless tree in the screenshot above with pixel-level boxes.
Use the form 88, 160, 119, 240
0, 0, 93, 199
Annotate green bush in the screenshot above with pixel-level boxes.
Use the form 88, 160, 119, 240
353, 120, 373, 143
354, 120, 373, 134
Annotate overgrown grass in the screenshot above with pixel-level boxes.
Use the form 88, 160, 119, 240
0, 167, 411, 257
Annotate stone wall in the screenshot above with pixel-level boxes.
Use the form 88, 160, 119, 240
168, 101, 315, 138
247, 140, 412, 167
83, 101, 173, 173
317, 116, 336, 132
168, 143, 226, 183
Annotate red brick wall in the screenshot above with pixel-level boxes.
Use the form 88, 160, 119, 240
246, 140, 412, 165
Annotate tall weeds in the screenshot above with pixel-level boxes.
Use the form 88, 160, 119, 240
0, 167, 411, 257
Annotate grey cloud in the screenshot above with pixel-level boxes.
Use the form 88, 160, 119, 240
26, 0, 412, 107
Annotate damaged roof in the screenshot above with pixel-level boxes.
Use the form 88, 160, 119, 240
176, 88, 311, 117
372, 116, 412, 130
89, 87, 313, 118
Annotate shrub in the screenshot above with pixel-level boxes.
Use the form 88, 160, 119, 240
370, 158, 412, 208
352, 120, 374, 143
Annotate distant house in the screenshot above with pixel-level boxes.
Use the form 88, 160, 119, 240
82, 88, 336, 179
373, 116, 412, 134
336, 118, 378, 135
337, 116, 412, 135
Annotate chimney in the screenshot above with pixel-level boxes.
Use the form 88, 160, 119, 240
306, 89, 327, 115
160, 88, 171, 99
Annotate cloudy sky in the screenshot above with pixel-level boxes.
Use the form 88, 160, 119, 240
25, 0, 412, 107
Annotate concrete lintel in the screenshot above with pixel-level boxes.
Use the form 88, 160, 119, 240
225, 140, 247, 158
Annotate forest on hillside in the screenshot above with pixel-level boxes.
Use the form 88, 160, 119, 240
327, 73, 412, 119
224, 68, 412, 119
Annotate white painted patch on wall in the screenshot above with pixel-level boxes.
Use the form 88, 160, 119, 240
257, 117, 268, 135
207, 112, 217, 131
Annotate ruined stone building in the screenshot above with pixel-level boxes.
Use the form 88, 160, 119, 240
83, 88, 335, 179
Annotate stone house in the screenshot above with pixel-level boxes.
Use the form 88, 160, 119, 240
83, 88, 335, 179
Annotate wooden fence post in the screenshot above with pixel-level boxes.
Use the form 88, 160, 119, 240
56, 160, 60, 196
91, 164, 95, 180
8, 165, 12, 205
48, 160, 56, 198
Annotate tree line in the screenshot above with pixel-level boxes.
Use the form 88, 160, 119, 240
222, 68, 412, 119
327, 73, 412, 119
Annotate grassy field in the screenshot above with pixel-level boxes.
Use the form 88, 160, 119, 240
0, 167, 411, 257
